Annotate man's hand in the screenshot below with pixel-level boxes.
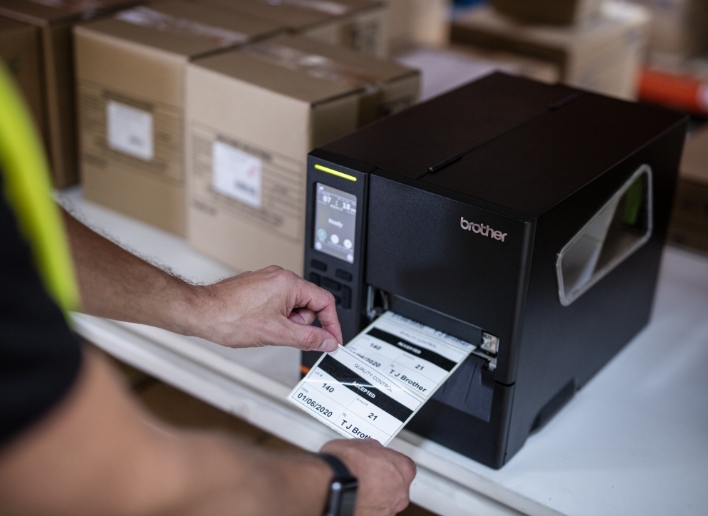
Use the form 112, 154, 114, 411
188, 266, 342, 352
320, 439, 417, 516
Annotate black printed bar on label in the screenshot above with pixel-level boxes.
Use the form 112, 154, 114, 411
318, 355, 414, 423
367, 328, 457, 372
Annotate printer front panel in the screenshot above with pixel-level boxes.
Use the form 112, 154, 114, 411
303, 155, 372, 352
365, 174, 533, 380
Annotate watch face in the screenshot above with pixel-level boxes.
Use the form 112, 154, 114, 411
339, 485, 357, 516
328, 480, 358, 516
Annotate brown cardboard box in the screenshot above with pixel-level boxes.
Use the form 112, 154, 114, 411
0, 16, 44, 143
386, 0, 449, 49
75, 1, 284, 236
628, 0, 708, 58
491, 0, 604, 26
451, 2, 650, 100
197, 0, 388, 57
186, 35, 420, 274
0, 0, 141, 188
669, 126, 708, 254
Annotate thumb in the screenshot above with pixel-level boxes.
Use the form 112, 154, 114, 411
284, 320, 340, 352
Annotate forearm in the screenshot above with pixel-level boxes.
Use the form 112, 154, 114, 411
0, 350, 331, 516
62, 210, 199, 335
62, 209, 342, 351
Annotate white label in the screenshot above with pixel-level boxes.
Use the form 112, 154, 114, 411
288, 312, 475, 445
212, 141, 262, 209
106, 101, 154, 161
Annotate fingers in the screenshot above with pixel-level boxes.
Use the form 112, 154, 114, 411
287, 308, 317, 326
285, 321, 339, 352
291, 278, 343, 344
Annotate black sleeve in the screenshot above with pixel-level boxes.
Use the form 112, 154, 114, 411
0, 171, 82, 448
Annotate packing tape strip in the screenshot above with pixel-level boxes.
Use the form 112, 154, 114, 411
115, 6, 249, 48
243, 41, 382, 91
261, 0, 351, 16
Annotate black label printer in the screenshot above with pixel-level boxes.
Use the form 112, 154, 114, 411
301, 73, 687, 468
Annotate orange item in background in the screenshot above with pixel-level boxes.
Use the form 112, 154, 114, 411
638, 68, 708, 116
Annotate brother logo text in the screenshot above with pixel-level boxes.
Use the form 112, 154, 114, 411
460, 217, 507, 242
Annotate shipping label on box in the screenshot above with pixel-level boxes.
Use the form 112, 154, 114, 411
79, 81, 184, 186
190, 123, 306, 243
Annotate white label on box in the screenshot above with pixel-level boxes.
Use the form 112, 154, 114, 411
212, 141, 263, 209
288, 312, 475, 445
106, 100, 154, 161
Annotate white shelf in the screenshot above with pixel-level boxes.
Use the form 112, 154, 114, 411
61, 188, 708, 516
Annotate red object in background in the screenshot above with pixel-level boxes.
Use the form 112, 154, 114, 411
639, 68, 708, 116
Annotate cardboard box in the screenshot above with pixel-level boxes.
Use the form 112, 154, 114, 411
628, 0, 708, 58
0, 16, 44, 144
386, 0, 449, 49
0, 0, 141, 189
186, 35, 420, 273
75, 1, 284, 236
197, 0, 388, 57
669, 126, 708, 255
451, 2, 650, 100
668, 219, 708, 255
491, 0, 604, 26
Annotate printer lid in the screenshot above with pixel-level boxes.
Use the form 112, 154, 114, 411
320, 72, 686, 217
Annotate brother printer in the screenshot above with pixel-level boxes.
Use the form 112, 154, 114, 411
301, 73, 687, 468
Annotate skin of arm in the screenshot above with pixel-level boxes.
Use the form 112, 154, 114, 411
0, 349, 415, 516
62, 210, 342, 352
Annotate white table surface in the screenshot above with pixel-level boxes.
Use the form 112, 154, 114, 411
59, 188, 708, 516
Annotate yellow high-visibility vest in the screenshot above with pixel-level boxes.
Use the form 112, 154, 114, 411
0, 62, 79, 315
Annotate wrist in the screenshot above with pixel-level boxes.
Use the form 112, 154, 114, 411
163, 280, 211, 338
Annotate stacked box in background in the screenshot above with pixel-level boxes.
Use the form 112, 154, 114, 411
451, 2, 650, 100
386, 0, 450, 50
186, 35, 420, 274
669, 127, 708, 255
628, 0, 708, 59
0, 16, 44, 143
198, 0, 388, 57
75, 1, 285, 236
0, 0, 142, 188
491, 0, 604, 26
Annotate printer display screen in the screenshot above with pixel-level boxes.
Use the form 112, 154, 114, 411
314, 183, 357, 264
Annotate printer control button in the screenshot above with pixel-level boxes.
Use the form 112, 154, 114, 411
341, 286, 352, 309
309, 272, 321, 286
321, 277, 341, 292
311, 259, 327, 272
335, 269, 352, 282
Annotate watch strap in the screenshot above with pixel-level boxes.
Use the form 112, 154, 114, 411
318, 453, 356, 481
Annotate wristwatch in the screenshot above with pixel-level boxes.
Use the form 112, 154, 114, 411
318, 453, 358, 516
